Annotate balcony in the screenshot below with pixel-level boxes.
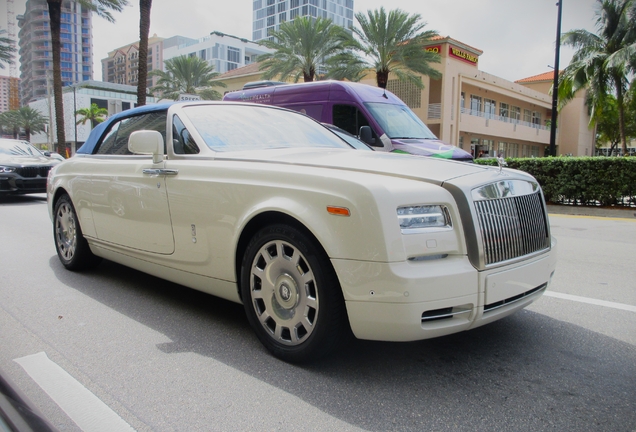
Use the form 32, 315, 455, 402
460, 107, 551, 144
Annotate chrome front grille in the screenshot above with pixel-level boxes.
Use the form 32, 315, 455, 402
474, 192, 549, 265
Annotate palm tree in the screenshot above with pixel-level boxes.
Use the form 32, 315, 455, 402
75, 103, 108, 128
0, 110, 20, 138
258, 16, 351, 82
150, 55, 226, 100
343, 7, 442, 89
46, 0, 127, 155
558, 0, 636, 156
137, 0, 152, 106
0, 29, 17, 69
16, 107, 48, 141
0, 108, 47, 141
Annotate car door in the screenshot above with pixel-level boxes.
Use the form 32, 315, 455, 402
88, 111, 175, 254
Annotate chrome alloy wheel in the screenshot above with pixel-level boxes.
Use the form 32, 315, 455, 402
249, 239, 319, 346
55, 201, 77, 262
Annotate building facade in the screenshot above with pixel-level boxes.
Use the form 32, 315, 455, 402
101, 34, 167, 89
162, 31, 271, 75
216, 36, 595, 157
28, 80, 156, 152
252, 0, 354, 42
17, 0, 94, 106
0, 76, 20, 113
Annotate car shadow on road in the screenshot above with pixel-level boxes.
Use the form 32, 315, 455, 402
0, 194, 47, 206
49, 257, 636, 432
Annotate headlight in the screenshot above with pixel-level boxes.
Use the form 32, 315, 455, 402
397, 205, 451, 234
0, 166, 16, 173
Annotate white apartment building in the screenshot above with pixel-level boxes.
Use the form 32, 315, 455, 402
252, 0, 354, 42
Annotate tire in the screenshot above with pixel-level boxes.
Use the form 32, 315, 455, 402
240, 224, 346, 363
53, 194, 102, 271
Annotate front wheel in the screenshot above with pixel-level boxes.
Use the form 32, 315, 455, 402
240, 224, 346, 363
53, 194, 102, 271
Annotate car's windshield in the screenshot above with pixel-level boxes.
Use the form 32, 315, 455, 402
183, 105, 352, 152
0, 140, 44, 156
364, 102, 437, 140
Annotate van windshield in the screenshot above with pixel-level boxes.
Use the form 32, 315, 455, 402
364, 102, 437, 140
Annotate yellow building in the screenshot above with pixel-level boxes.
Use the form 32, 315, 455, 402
216, 36, 595, 157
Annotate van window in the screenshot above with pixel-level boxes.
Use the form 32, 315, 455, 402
333, 104, 377, 146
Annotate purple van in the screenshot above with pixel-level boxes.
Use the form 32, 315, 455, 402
223, 80, 473, 161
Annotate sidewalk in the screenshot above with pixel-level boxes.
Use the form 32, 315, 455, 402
547, 204, 636, 219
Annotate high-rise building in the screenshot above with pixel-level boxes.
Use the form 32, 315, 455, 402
17, 0, 93, 106
162, 32, 271, 76
101, 34, 167, 88
0, 76, 20, 113
252, 0, 354, 42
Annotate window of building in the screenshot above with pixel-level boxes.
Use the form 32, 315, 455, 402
470, 95, 482, 113
267, 15, 275, 26
267, 5, 275, 15
290, 8, 299, 19
278, 2, 286, 12
484, 99, 496, 119
291, 0, 299, 7
523, 109, 532, 124
227, 47, 241, 64
510, 106, 521, 123
279, 12, 286, 22
499, 102, 509, 120
532, 111, 541, 127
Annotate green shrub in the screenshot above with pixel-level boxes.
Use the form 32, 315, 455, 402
475, 156, 636, 207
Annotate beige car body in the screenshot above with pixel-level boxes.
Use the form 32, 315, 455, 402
48, 102, 557, 342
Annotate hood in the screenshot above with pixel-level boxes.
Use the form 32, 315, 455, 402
391, 138, 474, 160
217, 147, 493, 185
0, 154, 59, 167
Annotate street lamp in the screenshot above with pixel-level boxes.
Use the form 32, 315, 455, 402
549, 0, 563, 157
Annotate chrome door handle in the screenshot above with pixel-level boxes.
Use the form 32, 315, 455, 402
142, 169, 179, 176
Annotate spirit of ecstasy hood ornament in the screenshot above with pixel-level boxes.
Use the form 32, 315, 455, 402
497, 157, 507, 174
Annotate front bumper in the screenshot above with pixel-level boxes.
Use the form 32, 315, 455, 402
0, 175, 48, 194
333, 237, 557, 341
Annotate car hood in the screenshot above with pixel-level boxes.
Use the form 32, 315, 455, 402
391, 138, 474, 160
0, 154, 58, 166
216, 148, 503, 185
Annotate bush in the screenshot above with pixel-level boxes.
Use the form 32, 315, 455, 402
475, 156, 636, 207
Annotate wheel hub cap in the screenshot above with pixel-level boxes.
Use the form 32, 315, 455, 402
274, 273, 299, 310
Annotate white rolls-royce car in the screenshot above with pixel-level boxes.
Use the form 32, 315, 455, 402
48, 102, 557, 363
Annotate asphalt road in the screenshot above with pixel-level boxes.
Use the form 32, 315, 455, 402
1, 194, 635, 432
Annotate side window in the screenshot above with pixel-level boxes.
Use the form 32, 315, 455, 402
332, 104, 377, 145
95, 111, 167, 155
172, 115, 200, 154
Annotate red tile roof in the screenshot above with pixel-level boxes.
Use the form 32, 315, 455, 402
217, 62, 263, 79
515, 70, 562, 83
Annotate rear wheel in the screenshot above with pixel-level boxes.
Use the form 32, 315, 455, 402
240, 224, 346, 363
54, 194, 101, 270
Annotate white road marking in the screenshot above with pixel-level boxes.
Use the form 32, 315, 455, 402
544, 291, 636, 313
14, 352, 135, 432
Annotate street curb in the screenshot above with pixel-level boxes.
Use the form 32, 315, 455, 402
547, 205, 636, 219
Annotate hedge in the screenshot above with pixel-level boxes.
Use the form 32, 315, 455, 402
474, 156, 636, 207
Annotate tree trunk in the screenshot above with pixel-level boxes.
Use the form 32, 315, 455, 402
376, 70, 389, 89
613, 74, 628, 156
47, 0, 66, 155
303, 66, 315, 82
137, 0, 152, 107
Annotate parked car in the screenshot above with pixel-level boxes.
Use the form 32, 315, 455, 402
0, 139, 60, 195
47, 102, 557, 363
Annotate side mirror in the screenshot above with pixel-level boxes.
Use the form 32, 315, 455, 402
359, 126, 373, 145
44, 151, 52, 157
128, 130, 164, 164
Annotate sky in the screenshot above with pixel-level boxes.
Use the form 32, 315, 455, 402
1, 0, 599, 83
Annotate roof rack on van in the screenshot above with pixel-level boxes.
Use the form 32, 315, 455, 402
242, 81, 287, 90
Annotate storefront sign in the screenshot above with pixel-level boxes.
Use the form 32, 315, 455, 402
449, 46, 478, 65
425, 45, 442, 54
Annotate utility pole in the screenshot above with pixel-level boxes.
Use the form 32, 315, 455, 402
549, 0, 563, 157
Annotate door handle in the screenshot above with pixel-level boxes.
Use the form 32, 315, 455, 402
142, 169, 179, 176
